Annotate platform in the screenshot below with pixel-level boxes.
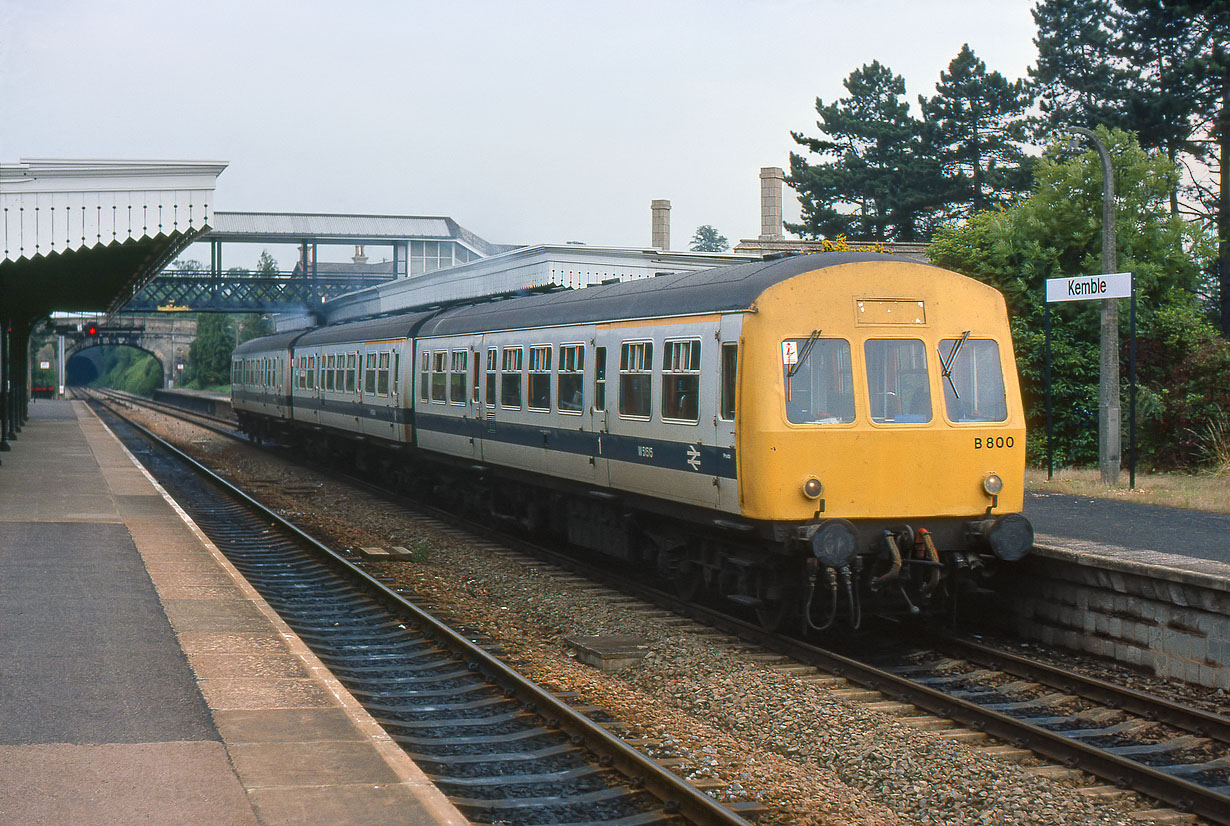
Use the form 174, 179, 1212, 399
0, 400, 465, 826
1026, 490, 1230, 582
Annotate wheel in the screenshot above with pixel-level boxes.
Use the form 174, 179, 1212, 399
752, 567, 795, 632
674, 560, 706, 602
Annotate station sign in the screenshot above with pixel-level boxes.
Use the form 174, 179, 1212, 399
1046, 272, 1133, 303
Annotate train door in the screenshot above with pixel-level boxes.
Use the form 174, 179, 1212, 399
588, 340, 610, 486
660, 329, 719, 509
716, 314, 743, 514
459, 339, 481, 461
479, 340, 497, 461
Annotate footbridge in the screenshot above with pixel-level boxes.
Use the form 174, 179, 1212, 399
124, 211, 510, 313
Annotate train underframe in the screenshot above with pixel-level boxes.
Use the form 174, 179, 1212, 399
240, 412, 1032, 634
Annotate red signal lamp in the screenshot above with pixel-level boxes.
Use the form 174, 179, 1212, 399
86, 324, 99, 336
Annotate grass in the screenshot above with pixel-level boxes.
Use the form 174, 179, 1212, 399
1026, 466, 1230, 513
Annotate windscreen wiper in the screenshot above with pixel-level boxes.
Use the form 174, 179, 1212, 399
787, 329, 822, 378
941, 330, 970, 398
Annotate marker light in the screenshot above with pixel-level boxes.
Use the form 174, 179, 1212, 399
802, 477, 823, 499
983, 473, 1004, 496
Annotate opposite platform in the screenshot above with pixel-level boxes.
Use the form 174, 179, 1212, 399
0, 400, 466, 826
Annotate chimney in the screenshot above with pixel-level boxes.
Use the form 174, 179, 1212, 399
759, 167, 785, 241
352, 244, 367, 265
651, 199, 671, 250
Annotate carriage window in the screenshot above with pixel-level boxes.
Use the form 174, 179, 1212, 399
782, 338, 854, 425
501, 346, 523, 408
334, 355, 343, 391
619, 341, 653, 419
558, 344, 584, 413
307, 356, 316, 390
865, 339, 930, 423
662, 339, 701, 422
420, 352, 430, 400
325, 355, 335, 391
938, 338, 1007, 422
486, 348, 497, 404
377, 352, 391, 395
431, 351, 447, 401
449, 350, 468, 404
720, 343, 738, 420
472, 352, 481, 402
528, 346, 552, 411
364, 353, 377, 395
594, 346, 607, 411
346, 354, 356, 393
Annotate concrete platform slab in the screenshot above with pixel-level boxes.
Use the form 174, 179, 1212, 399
0, 399, 467, 826
0, 742, 257, 826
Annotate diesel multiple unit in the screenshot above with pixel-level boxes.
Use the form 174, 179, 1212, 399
233, 252, 1034, 632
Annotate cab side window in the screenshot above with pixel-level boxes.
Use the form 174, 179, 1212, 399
720, 342, 737, 421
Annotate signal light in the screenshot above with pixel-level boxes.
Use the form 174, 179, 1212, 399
86, 324, 98, 336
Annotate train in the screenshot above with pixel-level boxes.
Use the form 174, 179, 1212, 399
232, 252, 1033, 632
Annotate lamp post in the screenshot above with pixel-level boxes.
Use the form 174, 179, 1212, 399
1068, 126, 1120, 486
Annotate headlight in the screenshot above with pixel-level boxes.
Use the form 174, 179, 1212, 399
807, 518, 858, 567
802, 477, 823, 499
983, 473, 1004, 495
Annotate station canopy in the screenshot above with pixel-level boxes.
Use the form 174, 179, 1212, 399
0, 158, 228, 321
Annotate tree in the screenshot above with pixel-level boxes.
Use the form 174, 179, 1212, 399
788, 61, 941, 241
689, 225, 729, 252
929, 128, 1211, 466
256, 249, 280, 275
237, 314, 272, 344
1030, 0, 1129, 132
184, 314, 236, 388
920, 44, 1035, 219
1030, 0, 1230, 335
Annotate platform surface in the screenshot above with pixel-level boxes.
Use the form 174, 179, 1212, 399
1026, 489, 1230, 583
0, 400, 465, 826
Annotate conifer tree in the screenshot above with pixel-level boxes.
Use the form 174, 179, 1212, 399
1030, 0, 1129, 131
788, 62, 941, 241
920, 44, 1035, 219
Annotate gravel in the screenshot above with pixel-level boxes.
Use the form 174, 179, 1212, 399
125, 405, 1171, 825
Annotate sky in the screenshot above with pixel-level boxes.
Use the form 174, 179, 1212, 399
0, 0, 1040, 266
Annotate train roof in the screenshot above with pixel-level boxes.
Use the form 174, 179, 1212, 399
419, 252, 933, 336
294, 309, 439, 346
233, 252, 942, 355
233, 329, 308, 356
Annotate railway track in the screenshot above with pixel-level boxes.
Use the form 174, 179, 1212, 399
95, 388, 1230, 824
87, 391, 758, 826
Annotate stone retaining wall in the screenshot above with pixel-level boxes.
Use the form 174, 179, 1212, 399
977, 542, 1230, 689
